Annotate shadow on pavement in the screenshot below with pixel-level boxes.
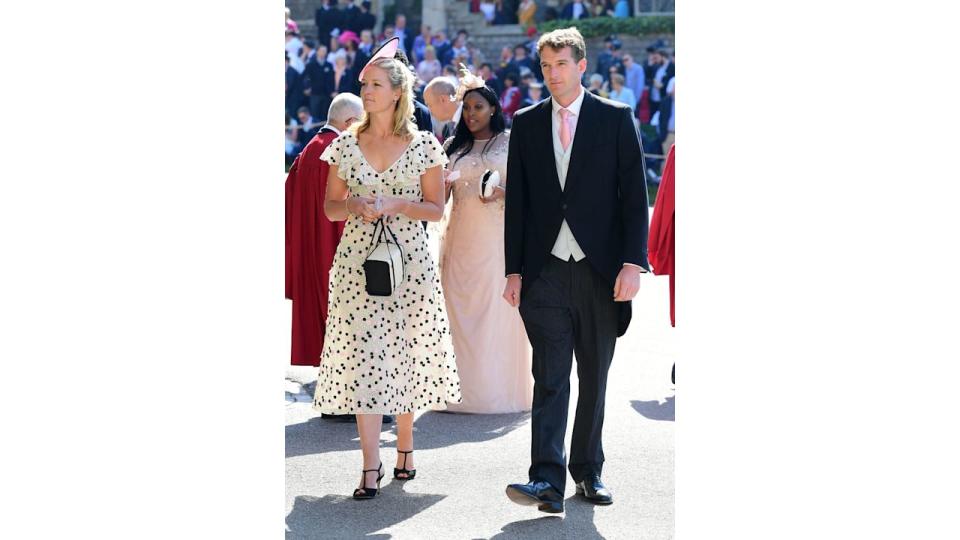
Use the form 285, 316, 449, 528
630, 396, 675, 422
285, 482, 446, 540
490, 496, 603, 539
286, 410, 530, 459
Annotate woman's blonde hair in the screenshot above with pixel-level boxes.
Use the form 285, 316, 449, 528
351, 57, 418, 140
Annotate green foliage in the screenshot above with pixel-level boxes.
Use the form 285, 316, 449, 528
538, 16, 675, 38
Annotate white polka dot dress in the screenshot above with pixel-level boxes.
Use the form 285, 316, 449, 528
312, 130, 462, 415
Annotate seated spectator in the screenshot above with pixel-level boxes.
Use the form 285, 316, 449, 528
379, 23, 395, 43
285, 7, 299, 34
507, 45, 533, 80
607, 73, 636, 112
357, 1, 377, 33
493, 0, 513, 25
286, 53, 305, 118
442, 64, 460, 79
614, 0, 630, 17
500, 73, 522, 123
480, 0, 496, 24
331, 49, 356, 95
358, 29, 375, 56
496, 46, 513, 80
286, 112, 300, 164
286, 30, 305, 73
412, 24, 432, 64
433, 30, 453, 65
560, 0, 590, 20
295, 106, 319, 148
518, 0, 537, 28
621, 53, 645, 108
519, 71, 536, 100
596, 35, 621, 83
417, 46, 443, 84
521, 81, 544, 108
451, 34, 470, 63
479, 63, 503, 95
468, 44, 486, 69
303, 44, 333, 120
314, 0, 340, 44
338, 31, 361, 68
587, 73, 606, 97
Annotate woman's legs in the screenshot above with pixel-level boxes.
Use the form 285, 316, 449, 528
356, 414, 383, 488
394, 412, 416, 476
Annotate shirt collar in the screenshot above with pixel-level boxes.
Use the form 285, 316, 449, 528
322, 124, 341, 135
552, 85, 585, 117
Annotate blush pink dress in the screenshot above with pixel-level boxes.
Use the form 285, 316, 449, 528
440, 132, 534, 413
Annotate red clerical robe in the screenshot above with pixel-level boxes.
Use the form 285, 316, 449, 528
285, 128, 346, 365
648, 144, 675, 326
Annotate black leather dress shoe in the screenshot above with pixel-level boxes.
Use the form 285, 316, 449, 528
575, 475, 613, 505
505, 481, 564, 513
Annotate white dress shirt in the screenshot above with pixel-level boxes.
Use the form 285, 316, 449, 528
550, 86, 588, 262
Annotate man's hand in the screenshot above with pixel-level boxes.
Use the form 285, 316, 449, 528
613, 265, 641, 302
502, 275, 522, 307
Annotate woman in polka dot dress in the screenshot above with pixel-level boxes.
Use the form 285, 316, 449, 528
312, 38, 461, 500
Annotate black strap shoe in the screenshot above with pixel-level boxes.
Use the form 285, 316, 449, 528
505, 481, 564, 513
575, 474, 613, 505
352, 462, 384, 500
393, 450, 416, 480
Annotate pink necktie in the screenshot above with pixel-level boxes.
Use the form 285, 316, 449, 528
559, 108, 572, 151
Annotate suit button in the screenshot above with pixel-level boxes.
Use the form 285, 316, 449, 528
562, 203, 568, 210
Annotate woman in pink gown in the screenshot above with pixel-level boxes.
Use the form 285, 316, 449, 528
439, 78, 533, 413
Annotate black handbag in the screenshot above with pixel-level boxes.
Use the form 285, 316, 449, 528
362, 217, 405, 296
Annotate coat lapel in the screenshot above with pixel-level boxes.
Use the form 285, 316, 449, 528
563, 90, 597, 195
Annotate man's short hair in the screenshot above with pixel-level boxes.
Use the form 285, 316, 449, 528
327, 93, 363, 123
480, 62, 493, 71
296, 106, 311, 115
424, 77, 457, 97
537, 27, 586, 63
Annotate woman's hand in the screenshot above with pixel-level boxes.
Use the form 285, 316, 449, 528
377, 196, 411, 218
347, 196, 380, 223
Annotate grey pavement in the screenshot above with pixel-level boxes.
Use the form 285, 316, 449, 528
285, 223, 675, 539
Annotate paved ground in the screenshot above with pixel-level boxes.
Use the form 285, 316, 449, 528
285, 225, 675, 539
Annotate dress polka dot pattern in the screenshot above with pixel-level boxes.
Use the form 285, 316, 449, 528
312, 130, 462, 415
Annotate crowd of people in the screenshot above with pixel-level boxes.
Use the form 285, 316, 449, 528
470, 0, 637, 27
285, 4, 675, 180
286, 25, 675, 511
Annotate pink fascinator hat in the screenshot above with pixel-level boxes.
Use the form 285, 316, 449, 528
358, 37, 400, 82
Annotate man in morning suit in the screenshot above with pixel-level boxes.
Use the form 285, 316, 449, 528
502, 27, 649, 514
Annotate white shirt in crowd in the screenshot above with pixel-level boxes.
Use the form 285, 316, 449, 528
652, 60, 671, 102
573, 1, 585, 19
286, 37, 305, 73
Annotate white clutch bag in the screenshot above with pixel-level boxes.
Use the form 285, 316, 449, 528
480, 169, 501, 198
